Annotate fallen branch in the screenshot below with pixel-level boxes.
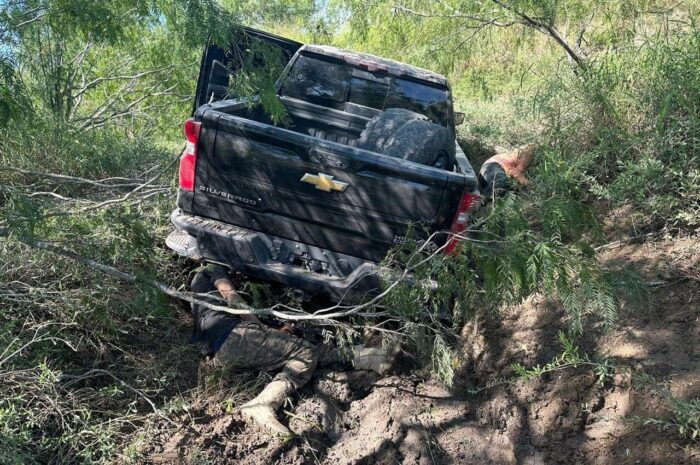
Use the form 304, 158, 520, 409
1, 160, 175, 218
58, 368, 175, 425
0, 166, 143, 188
0, 324, 78, 368
594, 232, 659, 252
0, 235, 359, 321
0, 227, 451, 322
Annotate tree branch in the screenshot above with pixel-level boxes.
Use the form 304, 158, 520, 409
490, 0, 586, 69
0, 227, 452, 323
58, 368, 175, 425
13, 11, 47, 29
0, 166, 145, 188
71, 66, 173, 100
394, 4, 515, 27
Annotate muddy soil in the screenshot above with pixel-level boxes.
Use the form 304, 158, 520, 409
139, 238, 699, 464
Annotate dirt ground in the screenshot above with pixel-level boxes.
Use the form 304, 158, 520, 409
136, 237, 699, 465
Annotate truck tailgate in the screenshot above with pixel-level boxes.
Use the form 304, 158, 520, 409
187, 110, 466, 261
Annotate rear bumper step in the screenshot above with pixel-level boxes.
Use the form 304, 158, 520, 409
167, 209, 381, 301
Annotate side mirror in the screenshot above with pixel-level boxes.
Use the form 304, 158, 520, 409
454, 111, 465, 126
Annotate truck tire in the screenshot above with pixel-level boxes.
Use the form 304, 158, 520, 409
356, 108, 456, 170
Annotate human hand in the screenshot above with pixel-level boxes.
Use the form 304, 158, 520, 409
279, 323, 295, 334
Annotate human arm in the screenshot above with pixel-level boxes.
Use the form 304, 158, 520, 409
510, 169, 530, 186
212, 274, 261, 324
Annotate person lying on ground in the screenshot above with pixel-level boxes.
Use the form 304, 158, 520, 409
478, 143, 536, 197
189, 264, 396, 436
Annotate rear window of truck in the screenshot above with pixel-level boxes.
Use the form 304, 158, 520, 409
280, 55, 450, 126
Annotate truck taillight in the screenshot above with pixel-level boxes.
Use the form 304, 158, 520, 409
178, 118, 201, 192
444, 191, 481, 255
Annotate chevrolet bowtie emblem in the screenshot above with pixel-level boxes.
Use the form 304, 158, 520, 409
300, 172, 349, 192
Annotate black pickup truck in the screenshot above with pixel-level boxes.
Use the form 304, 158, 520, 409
167, 28, 480, 301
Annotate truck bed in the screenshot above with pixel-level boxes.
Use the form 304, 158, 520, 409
177, 98, 477, 264
206, 96, 374, 146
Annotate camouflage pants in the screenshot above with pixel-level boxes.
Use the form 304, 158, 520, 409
213, 322, 344, 389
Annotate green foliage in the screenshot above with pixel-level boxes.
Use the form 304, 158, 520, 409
606, 24, 700, 228
0, 0, 227, 128
466, 331, 616, 395
512, 331, 615, 386
641, 395, 700, 441
633, 372, 700, 441
0, 2, 215, 462
227, 37, 291, 125
528, 18, 700, 231
0, 239, 182, 463
0, 55, 30, 127
0, 0, 698, 459
336, 0, 700, 232
222, 0, 320, 30
380, 214, 641, 384
429, 332, 459, 387
0, 2, 345, 459
470, 195, 643, 334
354, 2, 693, 386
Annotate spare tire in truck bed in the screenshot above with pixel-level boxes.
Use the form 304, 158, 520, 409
355, 108, 456, 170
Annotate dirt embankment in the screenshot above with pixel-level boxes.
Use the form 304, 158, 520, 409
140, 238, 699, 465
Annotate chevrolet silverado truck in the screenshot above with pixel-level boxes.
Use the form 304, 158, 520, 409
166, 28, 480, 301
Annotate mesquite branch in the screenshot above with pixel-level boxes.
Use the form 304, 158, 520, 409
489, 0, 586, 68
0, 226, 455, 322
0, 158, 177, 217
394, 0, 587, 70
